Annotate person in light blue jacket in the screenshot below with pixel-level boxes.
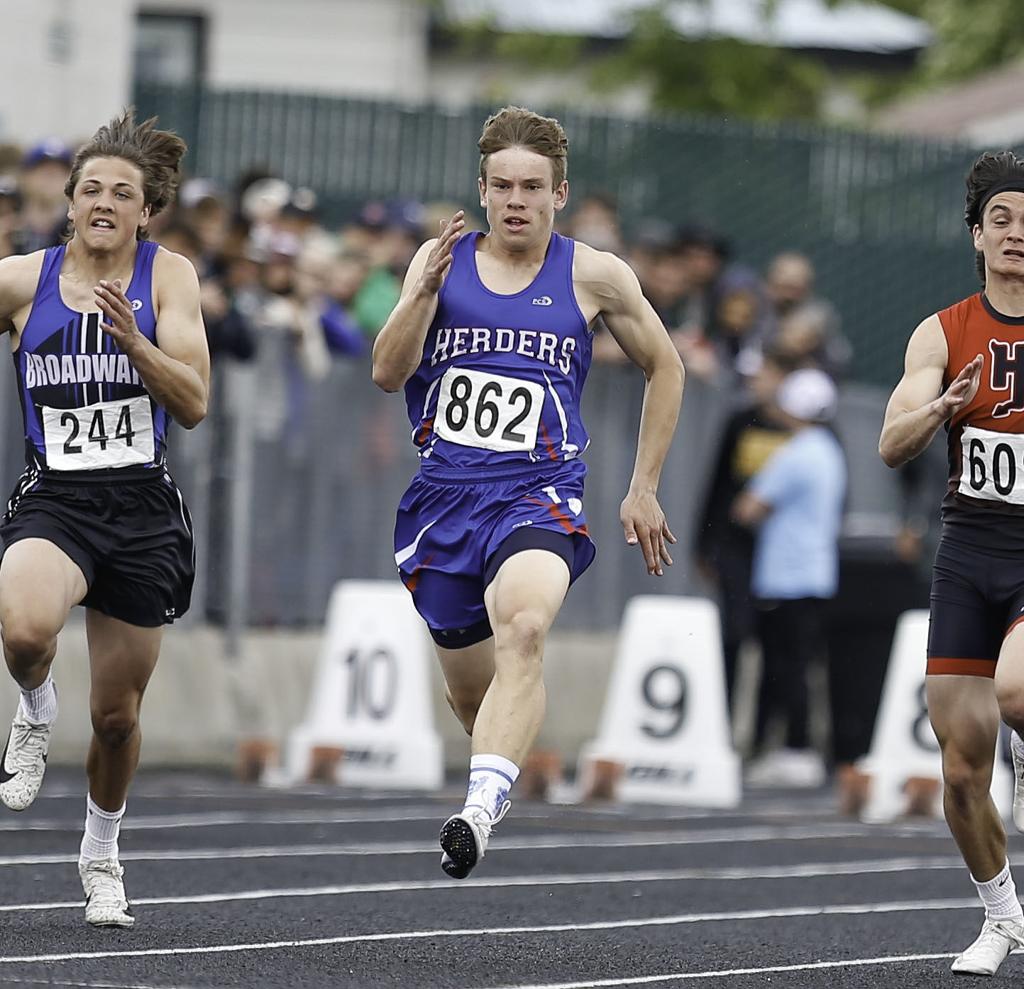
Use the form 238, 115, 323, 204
733, 368, 847, 786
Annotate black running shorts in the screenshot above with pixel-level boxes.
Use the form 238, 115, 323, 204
928, 518, 1024, 677
0, 468, 195, 628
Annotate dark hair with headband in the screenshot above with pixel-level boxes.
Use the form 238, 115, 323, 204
964, 151, 1024, 283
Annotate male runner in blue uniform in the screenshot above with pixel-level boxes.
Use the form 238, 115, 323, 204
373, 106, 685, 877
0, 109, 209, 926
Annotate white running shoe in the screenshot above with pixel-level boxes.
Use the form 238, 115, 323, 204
439, 800, 511, 879
950, 917, 1024, 976
1011, 731, 1024, 834
0, 709, 51, 811
79, 858, 135, 928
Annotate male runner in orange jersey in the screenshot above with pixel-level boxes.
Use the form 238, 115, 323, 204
880, 150, 1024, 976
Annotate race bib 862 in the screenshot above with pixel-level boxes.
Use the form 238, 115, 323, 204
434, 367, 545, 453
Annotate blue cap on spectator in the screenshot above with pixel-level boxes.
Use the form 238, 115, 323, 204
356, 200, 389, 230
386, 199, 424, 235
23, 138, 73, 169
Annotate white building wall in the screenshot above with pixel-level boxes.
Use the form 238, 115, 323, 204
0, 0, 134, 144
140, 0, 429, 99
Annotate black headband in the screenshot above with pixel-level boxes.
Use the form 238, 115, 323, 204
970, 180, 1024, 226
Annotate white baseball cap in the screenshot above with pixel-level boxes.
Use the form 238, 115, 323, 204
776, 368, 838, 422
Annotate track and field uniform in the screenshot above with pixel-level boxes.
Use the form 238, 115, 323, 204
0, 241, 194, 627
928, 293, 1024, 675
394, 231, 596, 645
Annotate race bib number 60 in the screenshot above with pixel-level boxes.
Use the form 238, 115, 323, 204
434, 367, 545, 453
959, 425, 1024, 505
42, 396, 155, 471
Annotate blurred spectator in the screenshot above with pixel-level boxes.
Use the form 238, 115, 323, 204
625, 217, 676, 286
341, 201, 404, 337
676, 266, 770, 386
564, 191, 623, 254
764, 252, 851, 378
276, 187, 321, 243
676, 223, 731, 332
733, 368, 847, 787
644, 243, 692, 329
14, 138, 72, 253
595, 222, 688, 365
179, 179, 232, 274
0, 178, 20, 260
694, 344, 797, 714
294, 236, 366, 358
320, 246, 371, 357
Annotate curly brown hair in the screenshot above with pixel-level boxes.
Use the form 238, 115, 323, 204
478, 107, 568, 188
65, 108, 187, 240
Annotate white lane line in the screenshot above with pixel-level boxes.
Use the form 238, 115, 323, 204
479, 951, 976, 988
0, 854, 971, 914
2, 803, 845, 828
0, 897, 982, 965
0, 807, 463, 832
0, 978, 182, 989
0, 822, 938, 868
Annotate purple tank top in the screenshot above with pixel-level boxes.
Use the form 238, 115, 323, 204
13, 240, 169, 476
403, 231, 593, 479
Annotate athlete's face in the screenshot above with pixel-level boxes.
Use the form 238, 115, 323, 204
479, 147, 567, 252
974, 191, 1024, 280
68, 157, 150, 251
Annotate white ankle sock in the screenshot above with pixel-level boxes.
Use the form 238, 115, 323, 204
18, 674, 57, 725
80, 796, 125, 863
464, 754, 519, 818
973, 861, 1024, 922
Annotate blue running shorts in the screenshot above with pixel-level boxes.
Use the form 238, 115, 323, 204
394, 459, 596, 647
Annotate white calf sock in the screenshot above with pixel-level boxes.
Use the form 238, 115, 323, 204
18, 673, 57, 725
464, 754, 520, 818
973, 861, 1024, 922
80, 796, 125, 863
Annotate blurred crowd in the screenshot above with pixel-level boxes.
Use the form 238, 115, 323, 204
0, 136, 930, 808
0, 137, 851, 396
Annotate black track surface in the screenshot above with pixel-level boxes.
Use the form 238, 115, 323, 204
0, 769, 1020, 988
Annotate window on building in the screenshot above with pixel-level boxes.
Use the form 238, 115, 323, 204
133, 13, 206, 87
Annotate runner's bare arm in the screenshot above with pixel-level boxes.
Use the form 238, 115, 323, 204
95, 250, 210, 429
879, 314, 980, 467
372, 211, 465, 392
579, 245, 685, 575
0, 254, 47, 330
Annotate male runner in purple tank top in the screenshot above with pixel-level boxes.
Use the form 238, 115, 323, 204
0, 109, 209, 926
373, 106, 685, 878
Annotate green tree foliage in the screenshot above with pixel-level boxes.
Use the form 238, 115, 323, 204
437, 0, 1024, 122
831, 0, 1024, 83
590, 6, 827, 120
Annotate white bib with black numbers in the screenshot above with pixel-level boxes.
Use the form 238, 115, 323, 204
959, 425, 1024, 505
42, 395, 155, 471
433, 366, 545, 453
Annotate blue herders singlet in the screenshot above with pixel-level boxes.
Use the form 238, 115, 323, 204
13, 241, 169, 475
403, 231, 593, 477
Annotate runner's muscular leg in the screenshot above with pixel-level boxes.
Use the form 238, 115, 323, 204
472, 549, 570, 764
437, 639, 496, 736
84, 610, 162, 811
994, 623, 1024, 735
0, 539, 88, 690
928, 674, 1005, 881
